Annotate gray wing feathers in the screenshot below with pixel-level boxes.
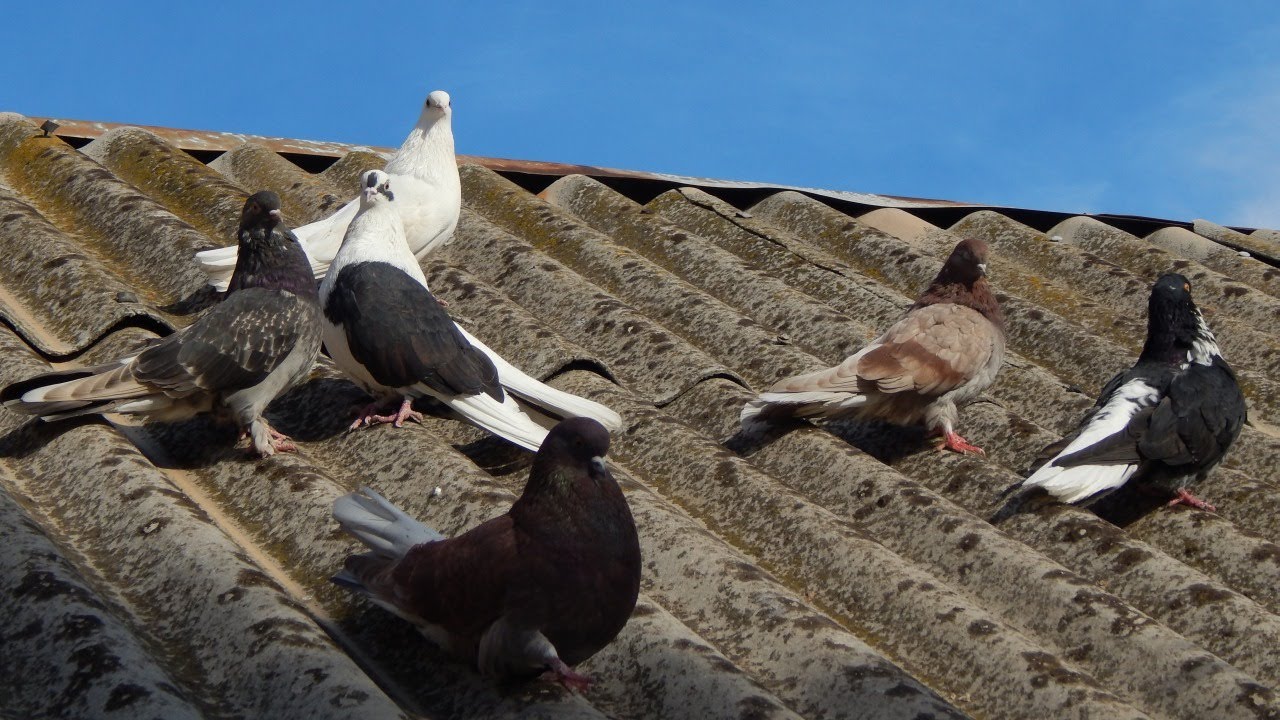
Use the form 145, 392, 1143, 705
134, 289, 316, 395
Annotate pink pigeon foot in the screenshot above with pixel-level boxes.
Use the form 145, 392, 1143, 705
266, 426, 296, 453
543, 658, 592, 693
240, 424, 296, 456
1167, 488, 1216, 512
939, 430, 986, 456
349, 397, 424, 430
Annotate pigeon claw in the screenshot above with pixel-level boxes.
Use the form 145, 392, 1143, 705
543, 659, 592, 693
940, 431, 986, 456
1167, 488, 1216, 513
349, 397, 424, 430
267, 427, 297, 454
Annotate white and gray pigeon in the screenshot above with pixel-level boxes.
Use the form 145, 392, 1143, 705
318, 170, 622, 451
194, 90, 461, 291
1022, 273, 1246, 511
2, 192, 324, 456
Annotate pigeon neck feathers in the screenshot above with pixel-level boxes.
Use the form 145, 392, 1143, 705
331, 194, 427, 287
1139, 273, 1221, 367
912, 238, 1004, 327
513, 419, 625, 532
386, 102, 457, 187
227, 196, 317, 300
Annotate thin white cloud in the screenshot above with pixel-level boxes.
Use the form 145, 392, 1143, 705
1152, 62, 1280, 228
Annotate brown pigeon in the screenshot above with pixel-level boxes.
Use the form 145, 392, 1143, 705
741, 238, 1005, 455
1, 192, 323, 457
331, 417, 642, 690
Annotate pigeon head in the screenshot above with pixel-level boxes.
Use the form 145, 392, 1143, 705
524, 417, 613, 498
914, 238, 1003, 325
359, 170, 395, 207
936, 238, 990, 286
424, 90, 452, 114
1144, 273, 1218, 364
239, 191, 283, 232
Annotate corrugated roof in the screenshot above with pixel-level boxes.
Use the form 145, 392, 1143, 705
1, 111, 1278, 720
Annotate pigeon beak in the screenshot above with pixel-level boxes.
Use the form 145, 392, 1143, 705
978, 262, 988, 275
590, 456, 607, 474
268, 209, 282, 219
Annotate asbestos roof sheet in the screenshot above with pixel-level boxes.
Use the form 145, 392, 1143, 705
1, 112, 1279, 720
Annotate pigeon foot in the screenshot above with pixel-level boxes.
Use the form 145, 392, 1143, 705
939, 431, 985, 456
349, 397, 424, 430
543, 658, 592, 693
240, 424, 297, 456
1167, 488, 1216, 512
266, 426, 297, 454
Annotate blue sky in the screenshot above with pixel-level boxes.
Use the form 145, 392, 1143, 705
4, 2, 1280, 228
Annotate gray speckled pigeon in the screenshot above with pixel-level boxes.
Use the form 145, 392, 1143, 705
2, 191, 323, 457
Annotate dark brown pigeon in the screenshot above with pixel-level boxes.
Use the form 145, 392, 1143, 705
1023, 274, 1246, 510
332, 417, 642, 690
1, 192, 322, 457
741, 238, 1005, 455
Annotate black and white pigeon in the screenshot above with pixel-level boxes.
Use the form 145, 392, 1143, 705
319, 169, 622, 450
332, 417, 641, 690
1022, 273, 1246, 510
195, 90, 461, 291
2, 191, 323, 456
741, 238, 1005, 455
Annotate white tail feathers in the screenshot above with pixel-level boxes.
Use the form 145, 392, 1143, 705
1022, 463, 1138, 504
435, 388, 550, 452
458, 328, 623, 432
332, 486, 442, 559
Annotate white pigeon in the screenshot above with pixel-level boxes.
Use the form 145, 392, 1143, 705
195, 90, 461, 291
318, 170, 623, 451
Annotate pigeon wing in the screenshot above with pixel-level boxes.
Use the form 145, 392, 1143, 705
382, 514, 520, 639
132, 288, 316, 396
856, 304, 1000, 397
326, 263, 501, 399
1138, 358, 1246, 467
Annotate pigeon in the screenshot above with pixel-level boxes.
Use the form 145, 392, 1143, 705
319, 169, 622, 450
741, 238, 1005, 455
2, 191, 323, 457
332, 417, 641, 690
194, 90, 461, 291
1022, 273, 1246, 510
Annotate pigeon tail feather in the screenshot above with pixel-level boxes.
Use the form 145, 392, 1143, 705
5, 360, 161, 420
740, 391, 869, 427
437, 389, 550, 452
1022, 463, 1139, 504
457, 328, 622, 431
333, 487, 443, 559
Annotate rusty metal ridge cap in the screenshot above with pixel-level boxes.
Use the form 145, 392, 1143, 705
28, 116, 980, 207
28, 115, 1258, 234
